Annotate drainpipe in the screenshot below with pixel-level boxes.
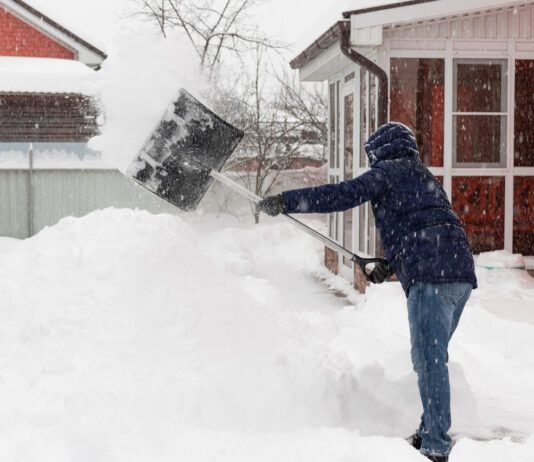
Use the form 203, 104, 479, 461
339, 24, 388, 127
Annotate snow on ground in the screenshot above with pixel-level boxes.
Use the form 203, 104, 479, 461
0, 208, 533, 461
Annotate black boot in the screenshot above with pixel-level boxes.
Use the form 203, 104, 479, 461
423, 454, 448, 462
407, 432, 422, 450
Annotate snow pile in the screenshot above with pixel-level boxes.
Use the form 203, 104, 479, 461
0, 208, 533, 461
476, 250, 526, 268
89, 22, 206, 173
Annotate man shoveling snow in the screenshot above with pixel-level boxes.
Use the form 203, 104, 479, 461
257, 122, 478, 462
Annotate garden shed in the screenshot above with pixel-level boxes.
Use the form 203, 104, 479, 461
290, 0, 534, 289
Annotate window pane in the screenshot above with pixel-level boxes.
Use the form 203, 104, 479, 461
390, 58, 444, 167
367, 205, 375, 256
343, 94, 354, 267
359, 204, 366, 253
360, 70, 368, 168
328, 176, 339, 241
369, 75, 377, 135
343, 209, 353, 267
455, 61, 506, 113
344, 94, 354, 180
452, 176, 505, 253
328, 176, 336, 239
514, 60, 534, 167
513, 177, 534, 255
336, 82, 340, 168
329, 83, 335, 168
454, 115, 506, 165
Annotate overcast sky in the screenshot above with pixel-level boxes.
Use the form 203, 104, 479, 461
26, 0, 396, 58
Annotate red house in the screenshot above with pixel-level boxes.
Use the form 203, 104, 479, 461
0, 0, 106, 144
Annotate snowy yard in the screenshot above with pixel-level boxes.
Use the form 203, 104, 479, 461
0, 208, 533, 461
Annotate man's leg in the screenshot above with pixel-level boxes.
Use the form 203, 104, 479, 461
407, 282, 471, 457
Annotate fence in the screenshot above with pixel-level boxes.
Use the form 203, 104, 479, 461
0, 167, 177, 239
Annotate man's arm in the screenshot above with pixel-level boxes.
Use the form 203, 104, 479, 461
281, 167, 390, 214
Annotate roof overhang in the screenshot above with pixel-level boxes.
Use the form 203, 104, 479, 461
291, 0, 533, 76
290, 21, 355, 82
1, 0, 107, 67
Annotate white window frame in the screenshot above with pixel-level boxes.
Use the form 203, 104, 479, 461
452, 58, 508, 169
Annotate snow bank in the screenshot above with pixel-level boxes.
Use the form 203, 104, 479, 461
1, 208, 533, 461
476, 250, 526, 268
89, 22, 206, 173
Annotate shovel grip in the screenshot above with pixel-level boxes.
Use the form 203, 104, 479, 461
352, 255, 390, 281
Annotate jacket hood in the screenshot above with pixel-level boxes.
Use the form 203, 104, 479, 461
364, 122, 420, 166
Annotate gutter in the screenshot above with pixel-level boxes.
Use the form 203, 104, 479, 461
290, 21, 347, 70
339, 25, 388, 127
290, 21, 388, 127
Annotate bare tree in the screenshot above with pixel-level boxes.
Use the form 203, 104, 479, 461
131, 0, 284, 73
212, 47, 327, 222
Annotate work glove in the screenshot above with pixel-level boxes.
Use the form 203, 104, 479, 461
257, 194, 285, 216
367, 260, 394, 284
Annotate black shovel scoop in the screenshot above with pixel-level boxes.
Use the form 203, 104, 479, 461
127, 89, 389, 281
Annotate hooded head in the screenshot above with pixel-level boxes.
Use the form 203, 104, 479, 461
364, 122, 419, 166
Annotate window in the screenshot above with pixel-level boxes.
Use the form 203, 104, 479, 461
328, 83, 336, 168
328, 175, 339, 241
453, 59, 507, 167
452, 176, 505, 253
390, 58, 444, 167
513, 177, 534, 255
359, 70, 368, 168
343, 94, 354, 266
514, 60, 534, 167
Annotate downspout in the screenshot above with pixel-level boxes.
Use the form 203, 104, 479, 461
339, 23, 388, 127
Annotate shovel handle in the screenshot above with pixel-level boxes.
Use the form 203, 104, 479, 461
209, 170, 389, 281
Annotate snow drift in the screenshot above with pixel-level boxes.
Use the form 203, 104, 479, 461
0, 208, 533, 461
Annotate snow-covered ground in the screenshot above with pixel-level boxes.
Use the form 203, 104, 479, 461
0, 208, 533, 462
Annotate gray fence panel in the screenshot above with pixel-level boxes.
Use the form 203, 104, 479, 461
0, 169, 179, 239
0, 170, 30, 238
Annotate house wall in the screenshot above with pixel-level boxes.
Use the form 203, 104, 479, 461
0, 8, 75, 59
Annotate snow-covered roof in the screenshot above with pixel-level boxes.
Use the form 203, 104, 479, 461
0, 57, 98, 94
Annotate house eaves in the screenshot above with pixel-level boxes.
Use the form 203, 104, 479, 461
1, 0, 107, 66
290, 21, 349, 70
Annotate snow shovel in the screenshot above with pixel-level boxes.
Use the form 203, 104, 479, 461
126, 89, 388, 280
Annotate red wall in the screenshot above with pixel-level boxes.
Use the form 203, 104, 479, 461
0, 8, 75, 59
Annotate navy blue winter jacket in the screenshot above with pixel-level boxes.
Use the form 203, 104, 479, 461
282, 122, 477, 296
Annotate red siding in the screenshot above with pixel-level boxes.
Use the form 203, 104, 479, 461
0, 8, 75, 59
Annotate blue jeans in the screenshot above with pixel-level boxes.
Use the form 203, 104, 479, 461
407, 281, 472, 457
